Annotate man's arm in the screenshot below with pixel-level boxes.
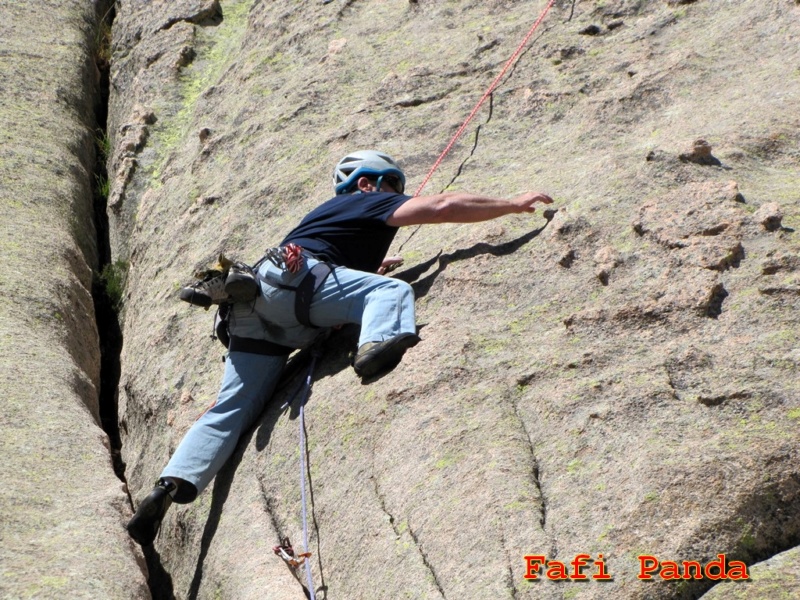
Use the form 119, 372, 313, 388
386, 191, 553, 227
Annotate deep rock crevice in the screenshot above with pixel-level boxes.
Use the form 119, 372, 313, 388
91, 1, 127, 482
91, 3, 177, 598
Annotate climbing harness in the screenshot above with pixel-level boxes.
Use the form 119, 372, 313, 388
253, 249, 333, 329
204, 245, 333, 355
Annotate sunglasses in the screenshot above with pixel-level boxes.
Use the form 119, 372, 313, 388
383, 175, 405, 194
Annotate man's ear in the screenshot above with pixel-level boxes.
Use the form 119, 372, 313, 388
356, 176, 374, 192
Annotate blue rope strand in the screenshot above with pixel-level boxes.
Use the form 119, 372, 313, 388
298, 355, 317, 600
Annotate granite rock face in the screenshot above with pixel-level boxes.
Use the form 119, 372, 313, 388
108, 0, 800, 598
4, 0, 798, 599
0, 1, 148, 598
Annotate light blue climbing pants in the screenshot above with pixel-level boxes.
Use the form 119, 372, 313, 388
161, 254, 416, 495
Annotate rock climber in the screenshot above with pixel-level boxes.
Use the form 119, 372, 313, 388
126, 149, 553, 546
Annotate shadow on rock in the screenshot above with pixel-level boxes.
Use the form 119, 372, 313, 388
143, 545, 176, 600
394, 222, 551, 298
187, 400, 284, 599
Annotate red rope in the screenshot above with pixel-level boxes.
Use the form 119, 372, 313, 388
413, 0, 557, 198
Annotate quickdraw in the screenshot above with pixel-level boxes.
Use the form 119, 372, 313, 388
264, 243, 305, 273
273, 537, 312, 568
284, 243, 304, 273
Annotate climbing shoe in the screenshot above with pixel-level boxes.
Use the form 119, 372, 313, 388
353, 332, 420, 378
224, 262, 259, 302
179, 273, 229, 308
126, 478, 175, 546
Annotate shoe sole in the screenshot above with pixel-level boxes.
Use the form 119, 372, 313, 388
225, 274, 259, 302
179, 287, 212, 308
354, 333, 420, 378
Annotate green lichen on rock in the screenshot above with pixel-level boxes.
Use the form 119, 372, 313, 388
1, 0, 148, 597
150, 0, 254, 183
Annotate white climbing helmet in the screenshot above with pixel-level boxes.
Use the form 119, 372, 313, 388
332, 150, 406, 195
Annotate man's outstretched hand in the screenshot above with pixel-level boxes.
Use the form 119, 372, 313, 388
512, 192, 554, 213
388, 190, 556, 227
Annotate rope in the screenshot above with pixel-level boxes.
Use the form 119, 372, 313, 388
412, 0, 557, 198
298, 354, 318, 600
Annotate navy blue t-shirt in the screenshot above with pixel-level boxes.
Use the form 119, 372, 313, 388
281, 191, 411, 273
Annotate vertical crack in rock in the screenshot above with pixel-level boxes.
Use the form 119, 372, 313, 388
257, 480, 317, 596
258, 479, 289, 544
506, 563, 519, 600
510, 397, 556, 557
302, 415, 327, 595
441, 94, 494, 193
371, 476, 447, 599
498, 528, 520, 600
91, 0, 125, 483
259, 463, 327, 597
91, 3, 175, 596
370, 476, 401, 538
406, 524, 447, 599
